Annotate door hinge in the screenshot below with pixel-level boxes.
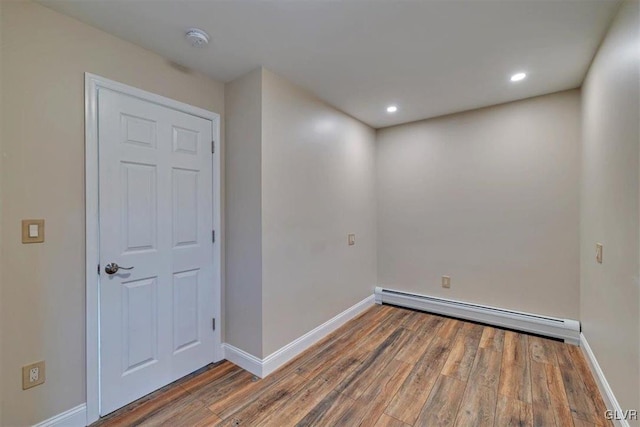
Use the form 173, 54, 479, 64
212, 230, 215, 243
97, 264, 100, 274
212, 318, 216, 331
212, 140, 215, 154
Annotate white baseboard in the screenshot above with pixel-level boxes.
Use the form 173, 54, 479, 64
222, 343, 263, 377
375, 287, 581, 344
580, 333, 630, 427
33, 404, 87, 427
223, 294, 375, 378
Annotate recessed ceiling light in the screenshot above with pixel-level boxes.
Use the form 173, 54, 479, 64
510, 72, 527, 82
386, 105, 398, 113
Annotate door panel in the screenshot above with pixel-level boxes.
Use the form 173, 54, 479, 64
98, 88, 215, 415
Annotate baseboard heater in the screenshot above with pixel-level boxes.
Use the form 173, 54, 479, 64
374, 287, 580, 345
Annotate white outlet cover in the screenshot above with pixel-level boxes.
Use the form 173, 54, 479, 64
29, 367, 39, 382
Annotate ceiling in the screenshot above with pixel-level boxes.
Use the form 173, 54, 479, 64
40, 0, 620, 128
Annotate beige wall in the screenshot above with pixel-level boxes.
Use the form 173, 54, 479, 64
224, 68, 377, 357
377, 90, 581, 319
0, 2, 224, 426
581, 0, 640, 418
261, 69, 377, 355
225, 69, 263, 357
0, 1, 4, 423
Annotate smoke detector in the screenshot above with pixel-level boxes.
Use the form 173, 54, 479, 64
185, 28, 210, 48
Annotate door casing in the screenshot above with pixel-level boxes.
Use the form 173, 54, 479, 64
84, 73, 222, 424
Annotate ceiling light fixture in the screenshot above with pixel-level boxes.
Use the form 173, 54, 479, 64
386, 105, 398, 113
185, 28, 210, 48
510, 72, 527, 82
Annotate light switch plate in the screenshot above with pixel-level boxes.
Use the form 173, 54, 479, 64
22, 361, 45, 390
22, 219, 45, 244
596, 243, 603, 264
348, 234, 356, 246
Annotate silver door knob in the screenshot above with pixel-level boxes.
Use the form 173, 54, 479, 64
104, 263, 134, 275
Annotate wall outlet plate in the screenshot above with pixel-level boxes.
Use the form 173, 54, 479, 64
442, 276, 451, 288
22, 361, 45, 390
21, 219, 45, 244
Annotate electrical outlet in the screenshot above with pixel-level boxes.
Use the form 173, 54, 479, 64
29, 367, 39, 382
596, 243, 603, 264
442, 276, 451, 288
348, 234, 356, 246
22, 361, 45, 390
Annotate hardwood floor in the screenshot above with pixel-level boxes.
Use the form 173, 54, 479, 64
93, 305, 611, 427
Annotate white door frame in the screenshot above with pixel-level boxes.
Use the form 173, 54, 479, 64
84, 73, 222, 424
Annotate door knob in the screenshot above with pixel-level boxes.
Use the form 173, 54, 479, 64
104, 263, 134, 275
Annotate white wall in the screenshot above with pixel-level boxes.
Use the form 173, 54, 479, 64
261, 69, 377, 356
225, 69, 264, 357
581, 0, 640, 417
376, 90, 581, 319
0, 2, 224, 425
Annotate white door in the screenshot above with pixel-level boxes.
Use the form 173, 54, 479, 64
98, 88, 217, 415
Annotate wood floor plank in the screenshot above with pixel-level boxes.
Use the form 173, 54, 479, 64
214, 373, 307, 426
455, 347, 502, 427
564, 345, 610, 421
392, 332, 433, 365
436, 317, 463, 341
455, 382, 497, 427
503, 330, 529, 365
178, 362, 239, 393
530, 360, 575, 427
459, 322, 484, 344
294, 390, 356, 427
545, 363, 570, 407
296, 306, 398, 380
479, 327, 505, 353
499, 332, 532, 403
187, 368, 255, 404
531, 360, 553, 409
495, 395, 533, 427
336, 327, 411, 399
385, 336, 455, 425
157, 406, 221, 427
353, 359, 414, 427
415, 374, 467, 427
555, 344, 611, 426
207, 374, 279, 418
441, 334, 479, 381
552, 404, 576, 427
137, 394, 207, 426
95, 382, 192, 427
471, 348, 502, 389
559, 371, 603, 425
252, 376, 341, 426
532, 403, 557, 427
400, 310, 433, 331
529, 336, 557, 365
252, 349, 367, 426
573, 417, 599, 427
374, 414, 411, 427
414, 312, 446, 336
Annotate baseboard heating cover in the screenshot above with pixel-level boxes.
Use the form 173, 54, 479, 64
374, 287, 580, 345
